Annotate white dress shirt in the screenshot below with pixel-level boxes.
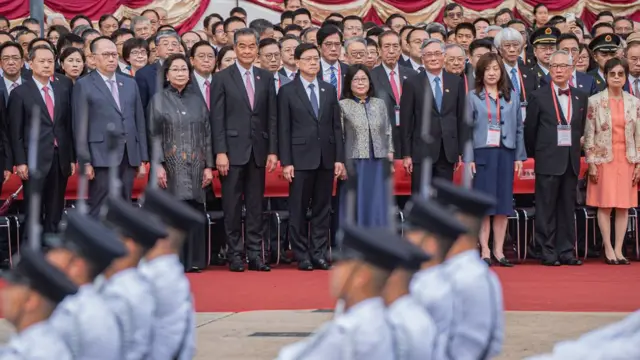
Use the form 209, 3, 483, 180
32, 77, 54, 106
382, 63, 402, 95
504, 62, 521, 91
552, 83, 571, 121
425, 70, 444, 98
299, 76, 320, 104
118, 61, 129, 74
320, 58, 340, 84
629, 75, 640, 96
283, 67, 297, 80
235, 61, 255, 91
3, 76, 22, 96
538, 63, 550, 75
192, 71, 213, 102
0, 321, 72, 359
409, 58, 423, 72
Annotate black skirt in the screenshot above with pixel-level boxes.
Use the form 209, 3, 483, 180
180, 200, 208, 271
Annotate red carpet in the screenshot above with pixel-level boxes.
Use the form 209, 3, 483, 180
188, 261, 640, 313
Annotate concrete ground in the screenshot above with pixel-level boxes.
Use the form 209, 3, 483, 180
1, 310, 625, 359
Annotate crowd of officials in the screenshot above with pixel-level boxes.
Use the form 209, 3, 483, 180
0, 1, 639, 359
0, 3, 639, 275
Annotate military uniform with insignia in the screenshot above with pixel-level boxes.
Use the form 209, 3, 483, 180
529, 26, 561, 86
588, 33, 621, 93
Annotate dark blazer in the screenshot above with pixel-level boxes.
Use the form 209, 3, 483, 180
0, 74, 30, 106
507, 64, 539, 102
210, 64, 278, 166
523, 46, 536, 69
588, 69, 607, 93
540, 71, 597, 96
278, 77, 344, 170
316, 61, 348, 97
524, 85, 588, 176
399, 70, 465, 164
7, 79, 74, 176
72, 71, 148, 167
371, 64, 417, 159
398, 56, 411, 69
531, 63, 549, 86
134, 62, 162, 113
0, 93, 11, 172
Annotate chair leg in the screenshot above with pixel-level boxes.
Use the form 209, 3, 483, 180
275, 213, 281, 265
6, 218, 12, 268
206, 218, 212, 267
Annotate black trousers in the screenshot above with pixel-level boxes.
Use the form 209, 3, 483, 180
535, 167, 578, 262
180, 199, 207, 271
410, 153, 454, 194
288, 168, 333, 262
220, 153, 265, 258
89, 148, 135, 218
22, 149, 68, 240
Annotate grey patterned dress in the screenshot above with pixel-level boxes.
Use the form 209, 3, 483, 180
147, 85, 214, 203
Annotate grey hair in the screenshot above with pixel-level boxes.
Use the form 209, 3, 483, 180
445, 43, 465, 55
344, 36, 366, 51
550, 50, 573, 65
47, 13, 66, 26
426, 23, 447, 40
485, 25, 502, 35
421, 38, 445, 52
494, 27, 523, 48
131, 16, 151, 29
233, 28, 260, 46
155, 30, 180, 45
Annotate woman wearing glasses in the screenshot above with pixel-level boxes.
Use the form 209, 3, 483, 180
584, 58, 640, 265
122, 38, 149, 76
147, 53, 214, 272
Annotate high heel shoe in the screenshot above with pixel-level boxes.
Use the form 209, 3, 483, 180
482, 257, 491, 266
495, 257, 514, 267
605, 258, 619, 265
616, 257, 630, 265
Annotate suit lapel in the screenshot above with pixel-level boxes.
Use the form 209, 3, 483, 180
295, 79, 317, 120
441, 72, 454, 113
51, 80, 62, 123
27, 80, 51, 122
318, 82, 328, 120
253, 70, 263, 110
375, 67, 395, 104
230, 65, 252, 109
570, 88, 580, 124
115, 74, 126, 113
91, 71, 121, 114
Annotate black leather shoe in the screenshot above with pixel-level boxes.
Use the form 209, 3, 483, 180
248, 258, 271, 272
186, 267, 202, 273
496, 257, 514, 267
269, 252, 292, 265
228, 258, 245, 272
541, 260, 561, 266
560, 258, 583, 266
298, 260, 313, 271
312, 258, 331, 270
617, 257, 631, 265
482, 258, 491, 266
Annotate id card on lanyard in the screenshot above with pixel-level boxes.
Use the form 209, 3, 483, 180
517, 69, 528, 122
486, 91, 501, 147
552, 88, 572, 147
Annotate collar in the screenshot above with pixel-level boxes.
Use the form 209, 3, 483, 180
598, 69, 605, 80
10, 321, 49, 350
553, 82, 570, 94
630, 74, 640, 83
299, 75, 319, 90
402, 53, 409, 61
382, 62, 399, 76
5, 76, 21, 87
321, 58, 339, 72
32, 77, 51, 91
236, 61, 254, 76
504, 61, 519, 75
538, 63, 549, 75
409, 58, 422, 70
345, 296, 385, 317
193, 71, 212, 86
426, 70, 444, 83
283, 67, 296, 78
96, 70, 117, 83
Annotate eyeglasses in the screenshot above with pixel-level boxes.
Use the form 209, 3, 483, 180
262, 53, 281, 60
160, 41, 180, 48
169, 67, 189, 73
322, 42, 342, 49
607, 71, 626, 78
96, 52, 119, 59
550, 64, 571, 70
1, 55, 21, 62
448, 12, 463, 19
130, 49, 147, 57
423, 51, 443, 58
628, 57, 640, 64
349, 51, 366, 58
352, 76, 369, 83
299, 56, 320, 62
196, 53, 215, 60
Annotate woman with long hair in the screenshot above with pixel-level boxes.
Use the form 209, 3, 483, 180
213, 45, 237, 72
467, 53, 527, 266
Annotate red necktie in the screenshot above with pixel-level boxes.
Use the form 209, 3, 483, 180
569, 77, 575, 87
204, 80, 211, 110
389, 70, 401, 104
42, 86, 57, 147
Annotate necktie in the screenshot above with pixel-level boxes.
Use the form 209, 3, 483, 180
204, 79, 211, 110
290, 72, 295, 80
42, 86, 57, 147
244, 71, 255, 109
418, 66, 425, 73
634, 79, 640, 99
434, 76, 443, 112
108, 80, 121, 110
558, 88, 570, 96
308, 83, 319, 118
569, 76, 575, 87
389, 70, 401, 104
510, 68, 520, 97
9, 82, 18, 94
329, 66, 338, 89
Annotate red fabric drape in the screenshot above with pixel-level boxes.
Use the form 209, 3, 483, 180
383, 0, 439, 14
45, 0, 155, 20
362, 7, 383, 24
173, 0, 211, 34
0, 0, 30, 19
521, 0, 581, 11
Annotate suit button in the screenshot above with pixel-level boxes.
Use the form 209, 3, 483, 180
317, 137, 320, 140
500, 121, 505, 125
502, 135, 507, 139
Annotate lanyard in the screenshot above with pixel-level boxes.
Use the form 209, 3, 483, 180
551, 87, 572, 124
485, 89, 500, 125
517, 68, 526, 100
463, 74, 469, 94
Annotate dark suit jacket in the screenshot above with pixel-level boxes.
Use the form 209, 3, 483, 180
278, 77, 344, 170
0, 92, 11, 172
398, 56, 411, 69
524, 85, 588, 176
531, 63, 549, 86
399, 70, 466, 164
371, 64, 417, 159
72, 71, 148, 167
540, 71, 597, 96
210, 65, 278, 167
134, 62, 162, 113
316, 61, 348, 98
588, 69, 607, 93
7, 79, 74, 176
508, 64, 539, 102
0, 74, 31, 106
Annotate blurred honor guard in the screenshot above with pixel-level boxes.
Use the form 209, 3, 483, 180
432, 178, 505, 360
98, 127, 168, 360
276, 224, 407, 360
140, 187, 203, 360
383, 237, 437, 360
0, 248, 77, 359
404, 197, 468, 359
529, 27, 560, 84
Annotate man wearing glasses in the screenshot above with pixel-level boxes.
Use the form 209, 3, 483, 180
257, 38, 290, 93
344, 37, 367, 65
72, 36, 148, 217
540, 33, 598, 95
443, 3, 464, 32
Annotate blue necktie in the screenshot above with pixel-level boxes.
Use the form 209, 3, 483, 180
434, 77, 442, 112
309, 83, 319, 118
329, 66, 338, 89
510, 68, 520, 98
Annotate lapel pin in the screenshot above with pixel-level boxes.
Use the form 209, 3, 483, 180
256, 76, 261, 80
119, 82, 123, 86
523, 74, 527, 78
445, 89, 450, 93
403, 76, 407, 79
538, 72, 542, 77
575, 96, 579, 100
321, 88, 325, 92
597, 80, 601, 84
182, 111, 186, 115
579, 84, 583, 87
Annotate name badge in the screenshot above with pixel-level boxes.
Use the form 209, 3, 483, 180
394, 105, 400, 126
487, 125, 501, 147
520, 101, 528, 122
557, 125, 571, 147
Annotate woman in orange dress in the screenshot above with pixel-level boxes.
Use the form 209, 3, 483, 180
585, 58, 640, 265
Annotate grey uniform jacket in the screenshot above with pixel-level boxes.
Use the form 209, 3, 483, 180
0, 321, 72, 360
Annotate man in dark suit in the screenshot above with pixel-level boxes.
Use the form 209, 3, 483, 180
278, 43, 344, 271
8, 45, 73, 237
539, 33, 598, 96
400, 38, 465, 193
466, 39, 494, 92
371, 30, 417, 159
0, 42, 30, 106
524, 50, 587, 266
529, 26, 560, 86
135, 30, 182, 112
588, 33, 620, 93
72, 37, 148, 217
316, 25, 348, 97
211, 28, 278, 272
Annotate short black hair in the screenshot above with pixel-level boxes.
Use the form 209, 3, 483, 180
59, 46, 86, 68
473, 18, 490, 27
28, 38, 55, 56
326, 13, 344, 20
377, 30, 399, 47
81, 28, 101, 41
0, 41, 24, 59
230, 6, 248, 17
274, 25, 285, 35
56, 32, 84, 54
47, 25, 69, 39
597, 11, 614, 21
157, 25, 177, 33
249, 19, 274, 36
591, 22, 614, 36
321, 19, 343, 32
223, 16, 246, 32
506, 19, 527, 28
365, 37, 378, 48
342, 15, 363, 26
28, 44, 55, 61
613, 16, 634, 29
16, 30, 37, 41
203, 13, 224, 30
0, 16, 9, 27
494, 8, 513, 22
406, 27, 427, 44
385, 14, 407, 27
284, 24, 303, 34
89, 36, 114, 53
281, 11, 295, 23
454, 22, 476, 37
469, 38, 493, 56
556, 33, 580, 48
259, 37, 280, 52
69, 14, 93, 29
141, 9, 160, 19
444, 3, 463, 17
293, 42, 319, 59
189, 40, 214, 58
110, 28, 135, 43
98, 14, 118, 29
343, 64, 375, 99
548, 16, 566, 26
279, 34, 301, 46
316, 25, 343, 46
366, 26, 384, 38
118, 17, 130, 28
533, 4, 547, 15
293, 8, 311, 20
123, 37, 149, 63
22, 18, 39, 26
0, 31, 14, 41
10, 26, 29, 34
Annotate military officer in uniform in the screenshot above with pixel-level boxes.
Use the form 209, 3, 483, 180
139, 187, 204, 360
99, 196, 168, 360
432, 178, 505, 360
588, 33, 621, 92
404, 196, 468, 359
276, 224, 410, 359
383, 236, 437, 360
0, 248, 77, 359
45, 210, 127, 360
529, 26, 561, 85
